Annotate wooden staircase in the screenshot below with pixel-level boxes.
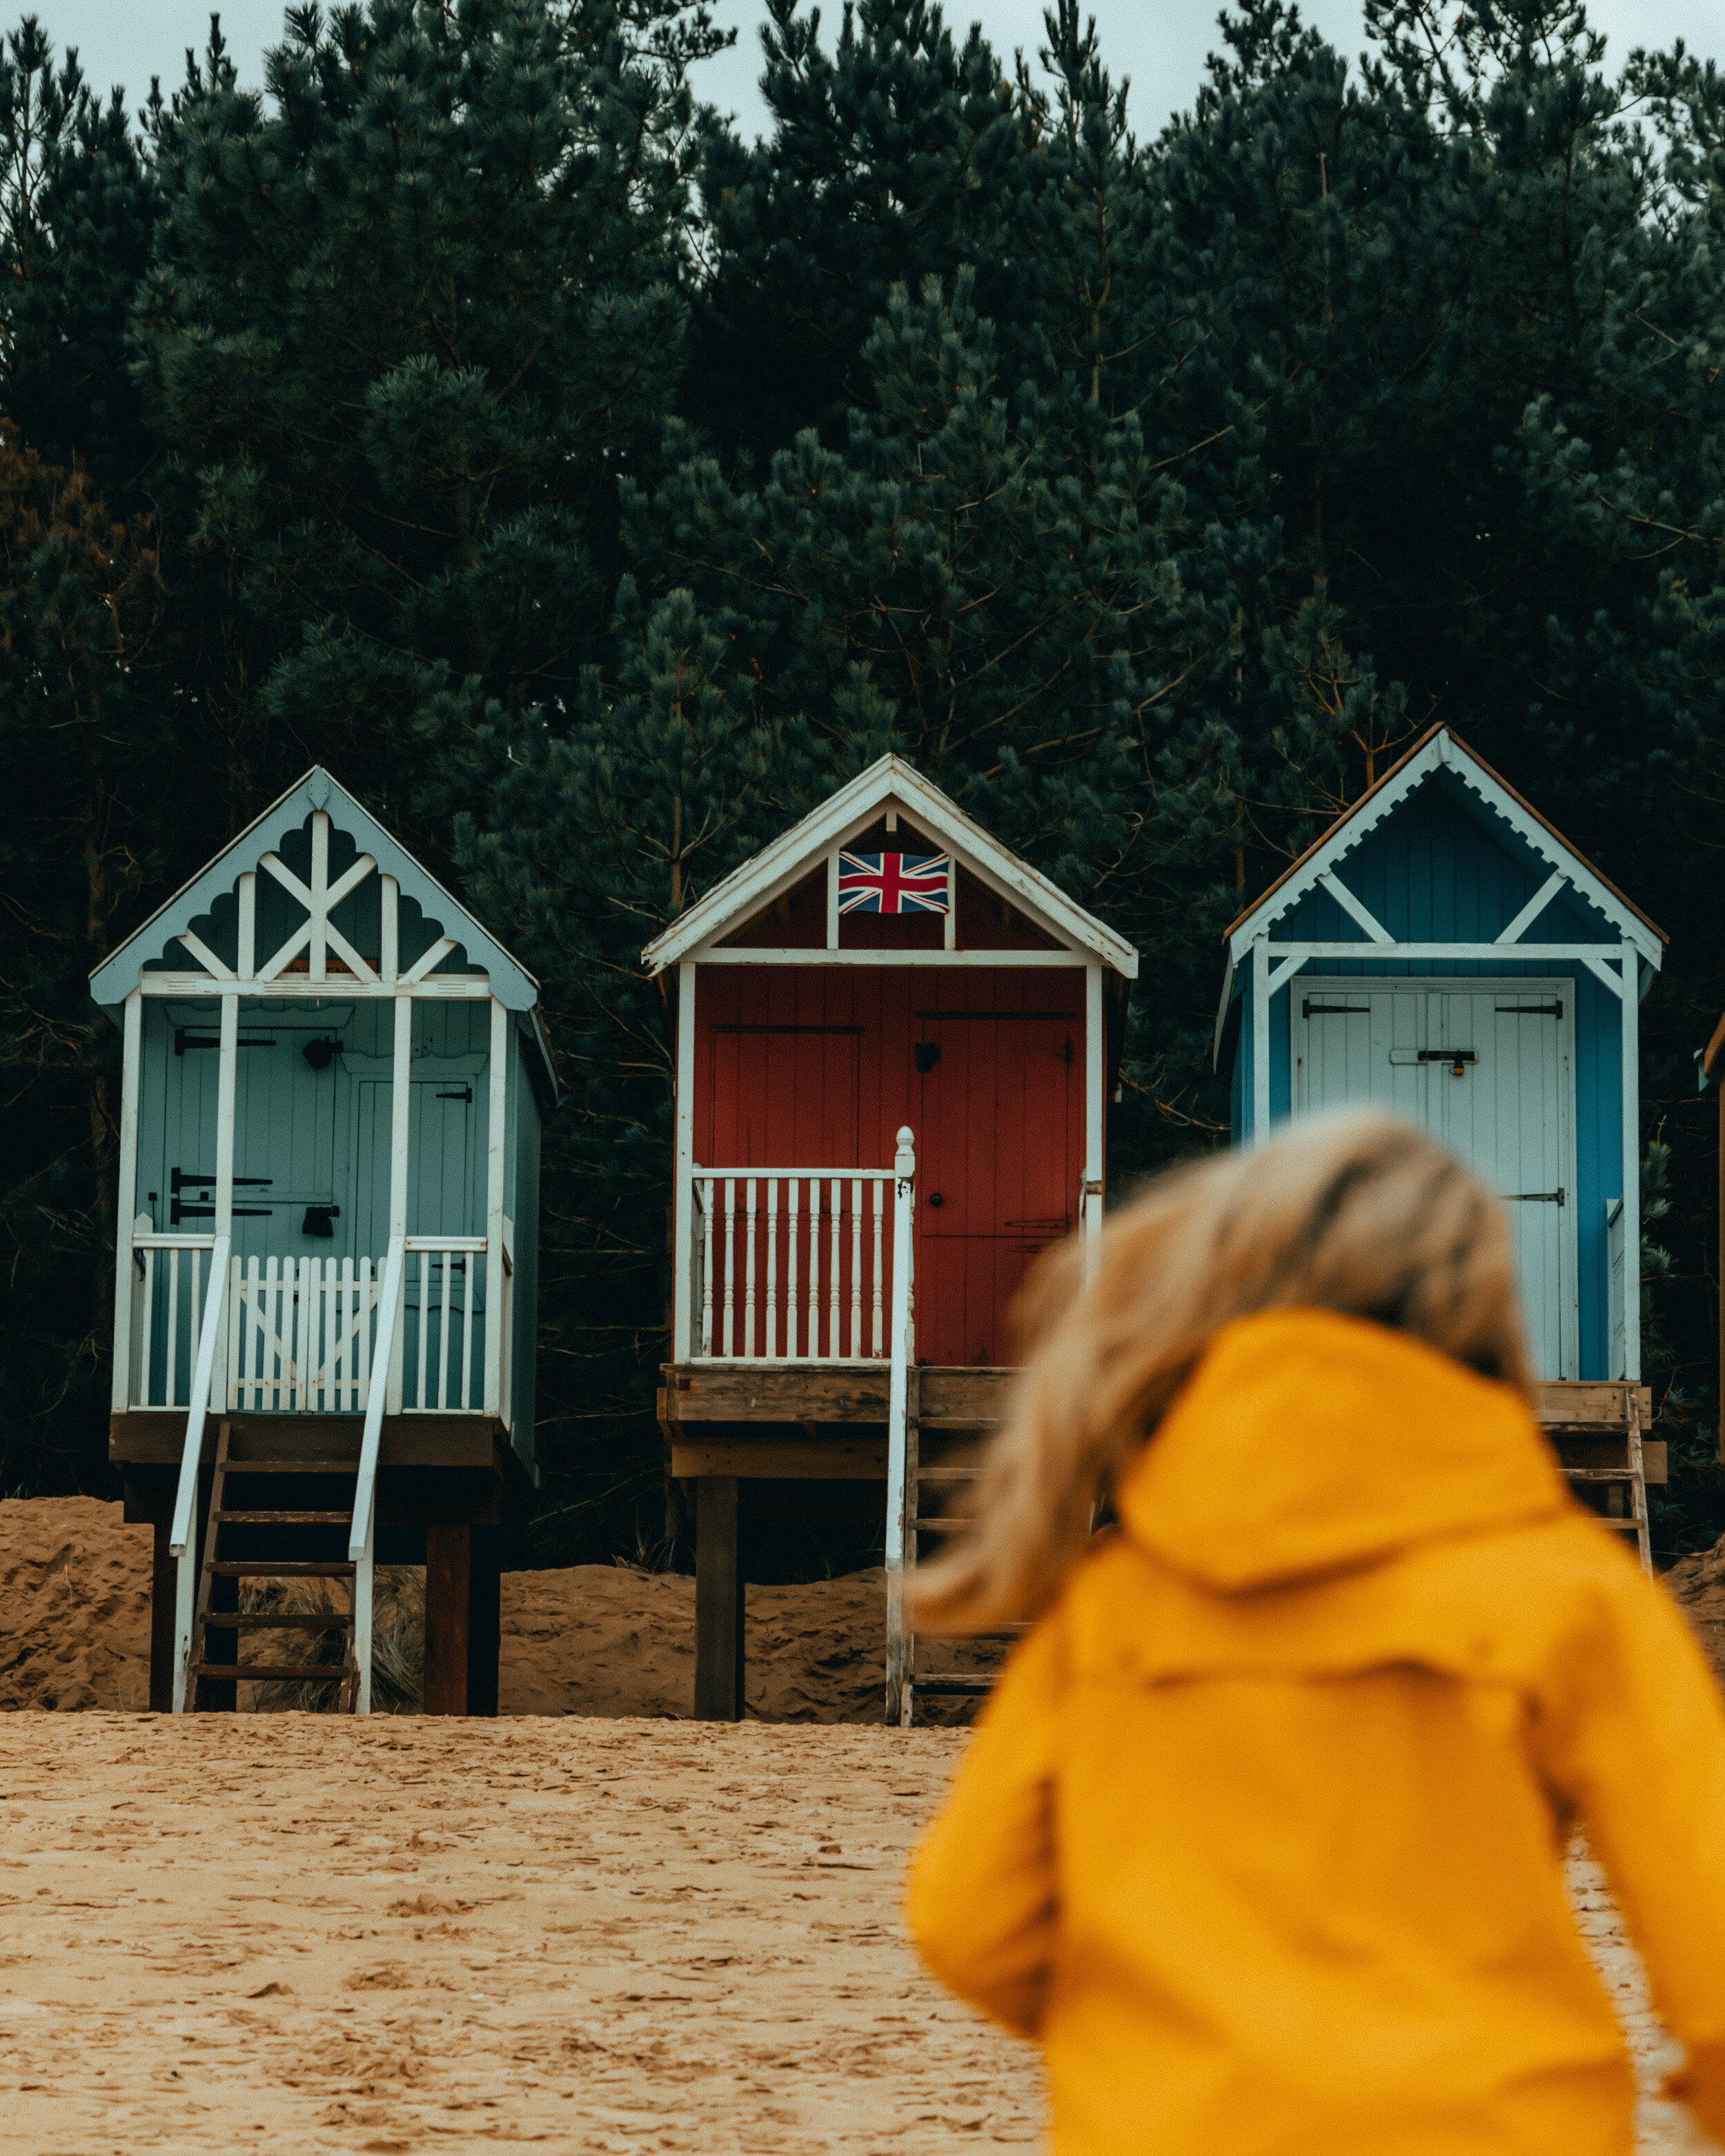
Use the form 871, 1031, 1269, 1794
894, 1375, 1024, 1727
189, 1420, 362, 1710
1544, 1381, 1652, 1571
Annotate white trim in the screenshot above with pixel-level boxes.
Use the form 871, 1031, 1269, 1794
176, 929, 233, 979
642, 755, 1137, 980
214, 995, 239, 1237
688, 945, 1088, 970
110, 990, 144, 1412
672, 961, 697, 1362
1623, 958, 1642, 1381
402, 936, 458, 985
132, 971, 494, 1001
1234, 942, 1641, 965
309, 811, 330, 982
1082, 965, 1104, 1280
483, 997, 509, 1418
90, 764, 540, 1013
883, 1125, 916, 1719
1317, 870, 1393, 944
380, 874, 399, 985
1227, 731, 1662, 968
1577, 950, 1627, 999
1495, 869, 1568, 945
386, 995, 412, 1415
1252, 939, 1270, 1143
825, 855, 839, 951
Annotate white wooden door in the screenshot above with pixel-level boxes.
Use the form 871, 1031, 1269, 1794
1292, 978, 1578, 1378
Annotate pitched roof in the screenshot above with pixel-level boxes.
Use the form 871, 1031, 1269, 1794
1225, 724, 1665, 964
89, 767, 542, 1012
640, 753, 1139, 978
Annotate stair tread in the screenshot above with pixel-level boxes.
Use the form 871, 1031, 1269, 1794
210, 1561, 357, 1577
212, 1509, 353, 1523
203, 1612, 351, 1630
192, 1663, 352, 1681
914, 1675, 996, 1694
221, 1460, 361, 1474
1599, 1516, 1646, 1532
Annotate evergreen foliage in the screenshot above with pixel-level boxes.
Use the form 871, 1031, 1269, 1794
0, 0, 1721, 1553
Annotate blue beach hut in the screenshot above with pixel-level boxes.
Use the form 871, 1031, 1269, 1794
1217, 729, 1664, 1551
91, 768, 553, 1714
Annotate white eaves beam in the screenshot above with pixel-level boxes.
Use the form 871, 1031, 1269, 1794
1317, 871, 1393, 945
1495, 870, 1568, 945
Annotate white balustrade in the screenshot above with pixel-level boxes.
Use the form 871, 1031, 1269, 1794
688, 1158, 908, 1365
128, 1235, 215, 1410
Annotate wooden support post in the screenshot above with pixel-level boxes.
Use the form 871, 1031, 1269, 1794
149, 1518, 175, 1712
424, 1525, 472, 1715
694, 1477, 744, 1721
467, 1526, 501, 1718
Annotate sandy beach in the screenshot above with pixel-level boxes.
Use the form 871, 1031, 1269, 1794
0, 1713, 1710, 2155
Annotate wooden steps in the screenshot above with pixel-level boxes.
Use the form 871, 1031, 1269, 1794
190, 1421, 360, 1712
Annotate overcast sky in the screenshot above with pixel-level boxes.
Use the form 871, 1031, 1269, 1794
26, 0, 1725, 135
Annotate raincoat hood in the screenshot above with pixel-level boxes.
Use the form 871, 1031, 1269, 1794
1114, 1307, 1570, 1593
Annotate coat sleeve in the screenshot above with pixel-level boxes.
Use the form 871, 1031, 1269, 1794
903, 1608, 1065, 2041
1530, 1536, 1725, 2145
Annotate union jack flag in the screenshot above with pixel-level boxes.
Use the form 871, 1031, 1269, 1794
836, 851, 952, 915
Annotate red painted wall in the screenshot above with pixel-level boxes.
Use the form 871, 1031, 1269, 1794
692, 961, 1088, 1365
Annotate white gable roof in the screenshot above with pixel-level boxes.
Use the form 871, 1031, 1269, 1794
90, 766, 542, 1011
640, 754, 1138, 978
1225, 726, 1664, 967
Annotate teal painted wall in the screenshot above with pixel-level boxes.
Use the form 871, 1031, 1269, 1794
1227, 777, 1638, 1379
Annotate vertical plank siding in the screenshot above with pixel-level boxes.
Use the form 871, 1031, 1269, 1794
692, 961, 1087, 1365
1234, 775, 1637, 1381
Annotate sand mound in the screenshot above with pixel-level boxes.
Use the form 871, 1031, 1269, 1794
1662, 1534, 1725, 1685
0, 1497, 155, 1711
0, 1498, 1001, 1720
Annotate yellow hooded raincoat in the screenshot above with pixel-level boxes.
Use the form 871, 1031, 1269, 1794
907, 1309, 1725, 2155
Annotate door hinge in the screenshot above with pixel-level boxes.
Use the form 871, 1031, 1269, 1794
1303, 1001, 1370, 1018
1506, 1188, 1566, 1206
1496, 1002, 1563, 1019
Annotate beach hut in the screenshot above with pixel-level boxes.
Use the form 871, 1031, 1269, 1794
93, 768, 553, 1715
641, 755, 1138, 1721
1219, 725, 1664, 1558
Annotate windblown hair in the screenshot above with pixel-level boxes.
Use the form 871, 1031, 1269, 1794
909, 1109, 1532, 1635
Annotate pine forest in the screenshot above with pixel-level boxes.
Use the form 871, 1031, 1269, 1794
5, 0, 1725, 1561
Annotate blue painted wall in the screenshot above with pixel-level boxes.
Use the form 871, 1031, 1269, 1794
1227, 774, 1635, 1378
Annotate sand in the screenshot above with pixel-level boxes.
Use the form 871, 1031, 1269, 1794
0, 1499, 1003, 1721
1, 1499, 1720, 2153
0, 1714, 1037, 2152
0, 1714, 1711, 2155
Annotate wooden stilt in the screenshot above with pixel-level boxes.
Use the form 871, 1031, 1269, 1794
694, 1477, 743, 1721
424, 1524, 472, 1715
466, 1526, 500, 1718
149, 1519, 175, 1712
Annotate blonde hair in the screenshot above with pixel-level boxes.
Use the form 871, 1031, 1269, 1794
909, 1108, 1532, 1634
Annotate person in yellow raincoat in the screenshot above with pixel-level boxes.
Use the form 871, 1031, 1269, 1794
905, 1109, 1725, 2155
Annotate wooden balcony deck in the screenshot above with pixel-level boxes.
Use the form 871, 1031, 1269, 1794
660, 1367, 1664, 1483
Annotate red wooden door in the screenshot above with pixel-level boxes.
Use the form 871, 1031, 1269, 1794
912, 984, 1081, 1365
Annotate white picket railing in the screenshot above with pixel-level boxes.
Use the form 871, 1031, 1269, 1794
690, 1167, 901, 1363
129, 1229, 216, 1409
404, 1237, 486, 1414
227, 1256, 384, 1413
